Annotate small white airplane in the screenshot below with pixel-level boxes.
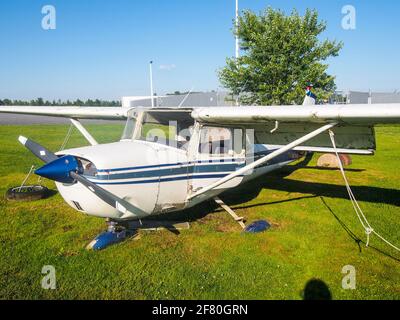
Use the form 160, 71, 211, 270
1, 90, 400, 249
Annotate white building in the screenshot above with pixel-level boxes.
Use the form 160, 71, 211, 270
121, 92, 235, 108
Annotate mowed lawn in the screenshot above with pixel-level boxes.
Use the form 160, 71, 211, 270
0, 124, 399, 300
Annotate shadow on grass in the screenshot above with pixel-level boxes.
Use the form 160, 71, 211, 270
217, 173, 400, 211
321, 197, 400, 263
145, 154, 400, 255
302, 279, 332, 300
222, 152, 400, 208
219, 152, 399, 208
252, 178, 400, 207
296, 166, 365, 173
149, 200, 217, 225
44, 189, 58, 199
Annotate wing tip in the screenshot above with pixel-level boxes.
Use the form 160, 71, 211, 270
18, 136, 28, 145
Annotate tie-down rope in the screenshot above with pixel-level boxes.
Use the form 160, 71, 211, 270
59, 123, 74, 151
18, 165, 35, 191
328, 130, 400, 252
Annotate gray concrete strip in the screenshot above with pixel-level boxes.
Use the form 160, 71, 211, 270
0, 114, 124, 125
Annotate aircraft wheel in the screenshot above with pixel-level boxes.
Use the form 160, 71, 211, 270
6, 185, 50, 202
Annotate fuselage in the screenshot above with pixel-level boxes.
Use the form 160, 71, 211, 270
48, 108, 306, 220
56, 139, 300, 221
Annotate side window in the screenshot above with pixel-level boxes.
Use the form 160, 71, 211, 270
136, 111, 195, 150
199, 127, 244, 156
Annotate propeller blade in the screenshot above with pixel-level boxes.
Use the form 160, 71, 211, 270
18, 136, 58, 163
69, 171, 147, 218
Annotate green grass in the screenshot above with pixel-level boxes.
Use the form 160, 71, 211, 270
0, 124, 399, 300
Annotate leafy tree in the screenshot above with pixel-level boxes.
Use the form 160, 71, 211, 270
219, 8, 343, 105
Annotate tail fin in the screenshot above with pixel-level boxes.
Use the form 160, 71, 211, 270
303, 85, 317, 105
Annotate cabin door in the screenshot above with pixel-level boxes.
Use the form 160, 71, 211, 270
189, 126, 246, 195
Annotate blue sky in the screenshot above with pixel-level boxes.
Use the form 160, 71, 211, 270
1, 0, 400, 100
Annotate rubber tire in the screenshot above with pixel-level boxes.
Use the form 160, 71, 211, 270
6, 185, 49, 202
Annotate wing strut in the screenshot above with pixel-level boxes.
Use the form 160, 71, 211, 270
70, 119, 98, 146
187, 122, 338, 201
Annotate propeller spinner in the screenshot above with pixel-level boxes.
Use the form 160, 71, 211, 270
34, 155, 82, 184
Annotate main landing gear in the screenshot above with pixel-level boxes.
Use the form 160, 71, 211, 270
214, 197, 271, 234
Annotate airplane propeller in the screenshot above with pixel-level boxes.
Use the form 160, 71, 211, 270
18, 136, 58, 163
18, 136, 146, 218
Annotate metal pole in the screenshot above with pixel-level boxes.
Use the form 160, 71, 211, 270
149, 61, 154, 108
235, 0, 239, 60
235, 0, 240, 106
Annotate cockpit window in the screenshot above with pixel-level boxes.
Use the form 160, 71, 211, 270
139, 110, 194, 149
199, 126, 244, 156
121, 109, 194, 150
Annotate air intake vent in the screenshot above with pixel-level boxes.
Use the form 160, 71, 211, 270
72, 201, 84, 211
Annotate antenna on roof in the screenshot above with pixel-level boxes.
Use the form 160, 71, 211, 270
178, 87, 194, 108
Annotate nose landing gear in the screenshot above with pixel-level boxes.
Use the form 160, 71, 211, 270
86, 220, 139, 250
86, 219, 191, 250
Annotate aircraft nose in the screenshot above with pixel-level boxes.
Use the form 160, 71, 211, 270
35, 155, 82, 184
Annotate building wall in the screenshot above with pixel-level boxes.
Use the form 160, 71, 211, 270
371, 92, 400, 104
122, 92, 235, 108
345, 91, 400, 104
347, 91, 370, 104
123, 90, 400, 107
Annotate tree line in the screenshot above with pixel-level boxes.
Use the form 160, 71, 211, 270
0, 98, 121, 107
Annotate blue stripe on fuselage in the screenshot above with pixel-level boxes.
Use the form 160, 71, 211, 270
96, 158, 244, 173
93, 163, 244, 181
87, 151, 297, 185
92, 174, 233, 185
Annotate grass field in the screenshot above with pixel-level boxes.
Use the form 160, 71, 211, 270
0, 124, 399, 300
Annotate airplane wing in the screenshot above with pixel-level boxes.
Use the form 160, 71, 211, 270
191, 104, 400, 125
2, 103, 399, 124
192, 103, 400, 154
188, 103, 400, 200
0, 106, 131, 120
2, 104, 400, 153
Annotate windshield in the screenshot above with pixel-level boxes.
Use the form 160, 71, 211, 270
121, 109, 195, 150
140, 110, 194, 150
121, 109, 138, 140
